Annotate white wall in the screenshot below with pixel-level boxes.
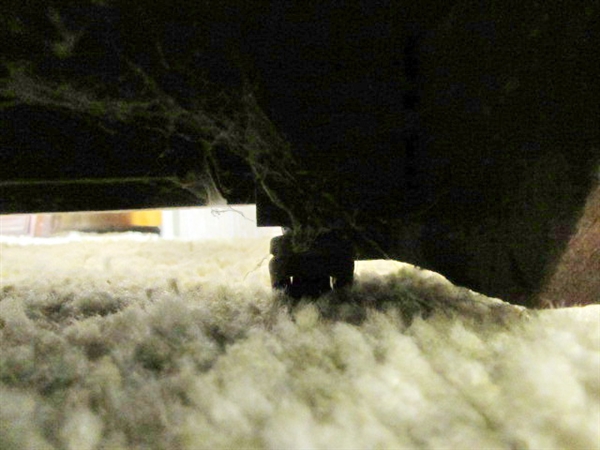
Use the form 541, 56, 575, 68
161, 204, 282, 240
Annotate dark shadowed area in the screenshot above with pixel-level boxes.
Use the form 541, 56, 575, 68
1, 2, 598, 307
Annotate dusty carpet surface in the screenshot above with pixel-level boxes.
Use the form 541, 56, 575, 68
0, 233, 598, 450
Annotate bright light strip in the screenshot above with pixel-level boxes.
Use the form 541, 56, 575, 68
0, 205, 282, 242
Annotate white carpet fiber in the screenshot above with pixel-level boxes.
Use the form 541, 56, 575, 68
0, 233, 598, 449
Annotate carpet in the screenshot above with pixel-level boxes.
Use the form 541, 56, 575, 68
0, 233, 598, 449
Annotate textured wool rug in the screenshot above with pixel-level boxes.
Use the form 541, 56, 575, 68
0, 233, 598, 450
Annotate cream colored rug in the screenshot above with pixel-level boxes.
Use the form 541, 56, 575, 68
0, 233, 598, 450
